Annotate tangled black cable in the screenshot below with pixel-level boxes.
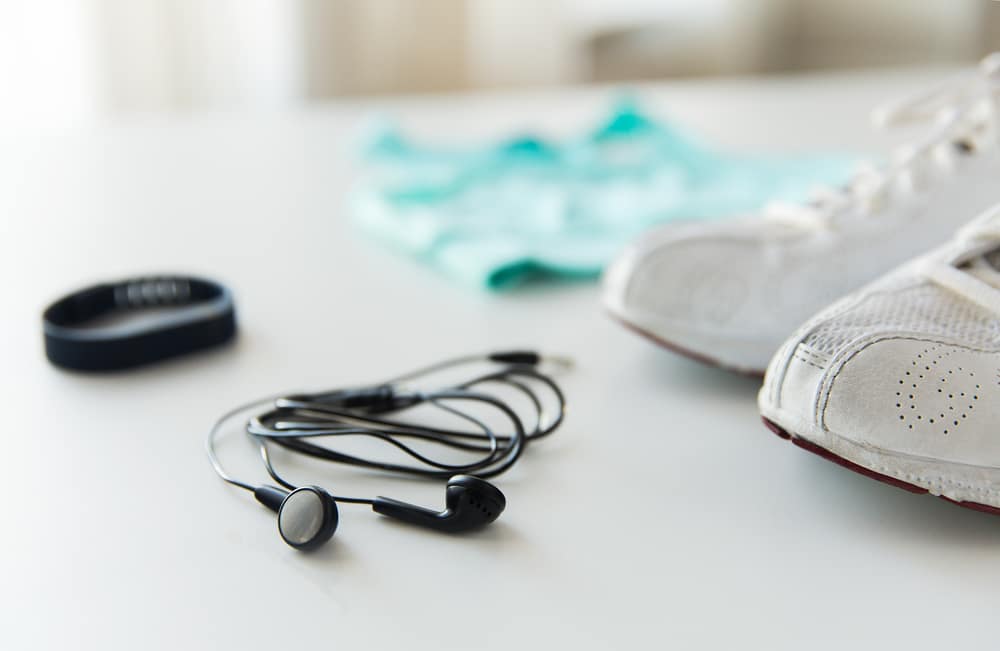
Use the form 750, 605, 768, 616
207, 350, 569, 506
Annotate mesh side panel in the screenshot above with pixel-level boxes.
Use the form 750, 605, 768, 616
802, 281, 1000, 356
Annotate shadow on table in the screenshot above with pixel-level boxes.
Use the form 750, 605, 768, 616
637, 346, 763, 401
788, 450, 1000, 546
631, 343, 1000, 545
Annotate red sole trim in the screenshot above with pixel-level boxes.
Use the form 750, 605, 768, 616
609, 312, 766, 379
762, 416, 1000, 516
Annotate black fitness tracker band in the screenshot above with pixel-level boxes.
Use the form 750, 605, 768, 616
43, 275, 236, 371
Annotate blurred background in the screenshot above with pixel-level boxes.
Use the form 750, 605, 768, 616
5, 0, 1000, 128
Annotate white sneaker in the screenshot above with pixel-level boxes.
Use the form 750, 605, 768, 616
759, 205, 1000, 514
604, 54, 1000, 375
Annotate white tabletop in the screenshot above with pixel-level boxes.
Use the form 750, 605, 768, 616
3, 68, 999, 650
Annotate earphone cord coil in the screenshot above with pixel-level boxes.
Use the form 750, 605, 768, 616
206, 353, 567, 505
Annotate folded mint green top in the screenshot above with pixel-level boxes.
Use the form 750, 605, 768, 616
351, 99, 857, 290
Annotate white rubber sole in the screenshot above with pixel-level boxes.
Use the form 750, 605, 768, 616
760, 404, 1000, 514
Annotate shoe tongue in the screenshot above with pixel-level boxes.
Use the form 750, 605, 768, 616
964, 248, 1000, 289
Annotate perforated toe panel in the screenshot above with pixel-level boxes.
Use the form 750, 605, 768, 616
894, 343, 985, 438
823, 338, 1000, 467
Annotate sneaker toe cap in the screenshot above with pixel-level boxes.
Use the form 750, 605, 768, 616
603, 222, 765, 328
821, 338, 1000, 467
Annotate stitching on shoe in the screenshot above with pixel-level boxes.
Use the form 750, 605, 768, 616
796, 344, 829, 362
793, 354, 824, 370
770, 291, 877, 407
872, 465, 1000, 498
796, 345, 831, 368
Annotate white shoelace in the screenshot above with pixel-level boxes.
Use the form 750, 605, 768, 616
766, 53, 1000, 231
920, 203, 1000, 316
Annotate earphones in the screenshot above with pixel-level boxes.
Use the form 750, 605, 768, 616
207, 351, 568, 551
253, 475, 506, 550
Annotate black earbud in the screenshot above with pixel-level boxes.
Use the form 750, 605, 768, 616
371, 475, 506, 532
249, 476, 502, 550
254, 485, 339, 551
